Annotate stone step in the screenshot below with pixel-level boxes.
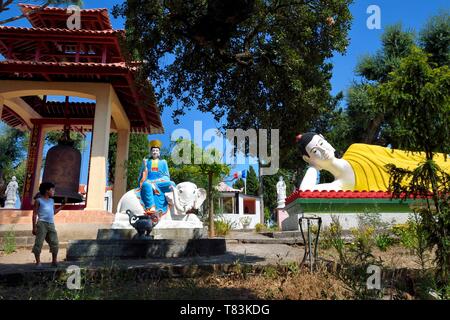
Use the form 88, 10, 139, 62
66, 238, 227, 260
260, 231, 303, 239
235, 238, 304, 245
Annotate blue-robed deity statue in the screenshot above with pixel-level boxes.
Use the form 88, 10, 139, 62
135, 140, 176, 222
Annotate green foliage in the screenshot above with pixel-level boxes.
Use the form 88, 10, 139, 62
392, 213, 431, 270
125, 134, 150, 190
320, 216, 346, 259
0, 1, 84, 25
0, 126, 26, 172
378, 44, 450, 287
214, 218, 235, 236
334, 16, 449, 148
245, 165, 259, 196
376, 47, 450, 157
374, 233, 394, 252
262, 168, 295, 213
113, 0, 353, 169
167, 139, 230, 190
232, 178, 245, 190
2, 229, 16, 254
419, 12, 450, 67
255, 223, 266, 233
264, 207, 271, 223
0, 125, 28, 198
45, 131, 85, 152
321, 215, 383, 299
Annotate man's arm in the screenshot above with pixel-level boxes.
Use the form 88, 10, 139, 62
54, 201, 66, 215
32, 200, 39, 235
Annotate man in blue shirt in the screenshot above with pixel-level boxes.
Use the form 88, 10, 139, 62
32, 182, 66, 268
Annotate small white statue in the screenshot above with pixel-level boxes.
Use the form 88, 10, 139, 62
4, 176, 19, 209
276, 176, 287, 208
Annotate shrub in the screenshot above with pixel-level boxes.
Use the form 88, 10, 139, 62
214, 218, 235, 236
392, 212, 430, 270
255, 223, 267, 233
375, 233, 394, 251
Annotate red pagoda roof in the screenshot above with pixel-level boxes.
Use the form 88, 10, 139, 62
285, 190, 397, 205
0, 4, 163, 134
20, 4, 112, 30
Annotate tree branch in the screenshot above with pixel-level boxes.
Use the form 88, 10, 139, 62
0, 1, 51, 26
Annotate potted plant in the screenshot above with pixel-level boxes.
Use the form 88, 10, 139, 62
240, 216, 252, 229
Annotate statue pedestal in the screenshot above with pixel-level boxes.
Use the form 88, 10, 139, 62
4, 200, 16, 209
276, 208, 289, 230
66, 238, 226, 260
152, 217, 204, 239
108, 213, 205, 240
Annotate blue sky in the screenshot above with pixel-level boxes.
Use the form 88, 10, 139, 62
1, 0, 449, 185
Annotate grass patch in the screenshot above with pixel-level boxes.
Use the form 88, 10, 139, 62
1, 229, 16, 255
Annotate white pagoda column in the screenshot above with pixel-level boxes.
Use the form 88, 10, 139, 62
86, 85, 112, 210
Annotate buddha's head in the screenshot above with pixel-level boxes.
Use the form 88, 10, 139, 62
296, 133, 336, 170
149, 140, 162, 160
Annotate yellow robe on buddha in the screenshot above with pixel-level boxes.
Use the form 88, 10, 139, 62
342, 144, 450, 191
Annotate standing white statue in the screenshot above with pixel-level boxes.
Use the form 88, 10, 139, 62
4, 176, 19, 209
276, 176, 287, 208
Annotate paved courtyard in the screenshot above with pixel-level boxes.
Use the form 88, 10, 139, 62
0, 231, 305, 276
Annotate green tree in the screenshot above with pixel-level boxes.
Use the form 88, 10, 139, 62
106, 132, 150, 190
0, 125, 28, 203
232, 178, 245, 191
262, 168, 295, 214
419, 12, 450, 67
46, 131, 85, 151
377, 46, 450, 291
336, 14, 449, 149
113, 0, 353, 169
246, 165, 259, 196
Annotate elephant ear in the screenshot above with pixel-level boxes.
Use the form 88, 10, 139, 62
193, 188, 207, 209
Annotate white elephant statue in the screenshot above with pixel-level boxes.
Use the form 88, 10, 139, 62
111, 182, 207, 237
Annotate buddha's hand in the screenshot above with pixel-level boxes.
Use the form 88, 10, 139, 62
152, 183, 160, 195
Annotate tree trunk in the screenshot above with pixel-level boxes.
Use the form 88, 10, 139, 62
258, 159, 264, 225
208, 171, 215, 238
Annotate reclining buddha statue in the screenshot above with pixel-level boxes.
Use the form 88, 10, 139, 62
296, 132, 450, 192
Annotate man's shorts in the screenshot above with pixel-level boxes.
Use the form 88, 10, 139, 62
32, 221, 59, 255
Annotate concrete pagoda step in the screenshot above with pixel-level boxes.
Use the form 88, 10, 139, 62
66, 238, 227, 261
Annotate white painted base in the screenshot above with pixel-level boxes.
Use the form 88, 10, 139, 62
280, 212, 409, 231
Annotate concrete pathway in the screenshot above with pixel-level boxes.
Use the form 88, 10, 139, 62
0, 240, 304, 276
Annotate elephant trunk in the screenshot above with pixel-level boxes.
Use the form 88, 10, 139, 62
172, 187, 186, 213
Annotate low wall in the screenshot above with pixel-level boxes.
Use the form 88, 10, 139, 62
0, 210, 114, 242
283, 197, 412, 231
220, 213, 261, 230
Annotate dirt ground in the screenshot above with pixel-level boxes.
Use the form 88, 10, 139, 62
319, 245, 435, 270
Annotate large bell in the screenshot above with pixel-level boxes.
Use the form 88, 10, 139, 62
42, 131, 84, 203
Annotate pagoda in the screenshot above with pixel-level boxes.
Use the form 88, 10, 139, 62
0, 4, 162, 228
